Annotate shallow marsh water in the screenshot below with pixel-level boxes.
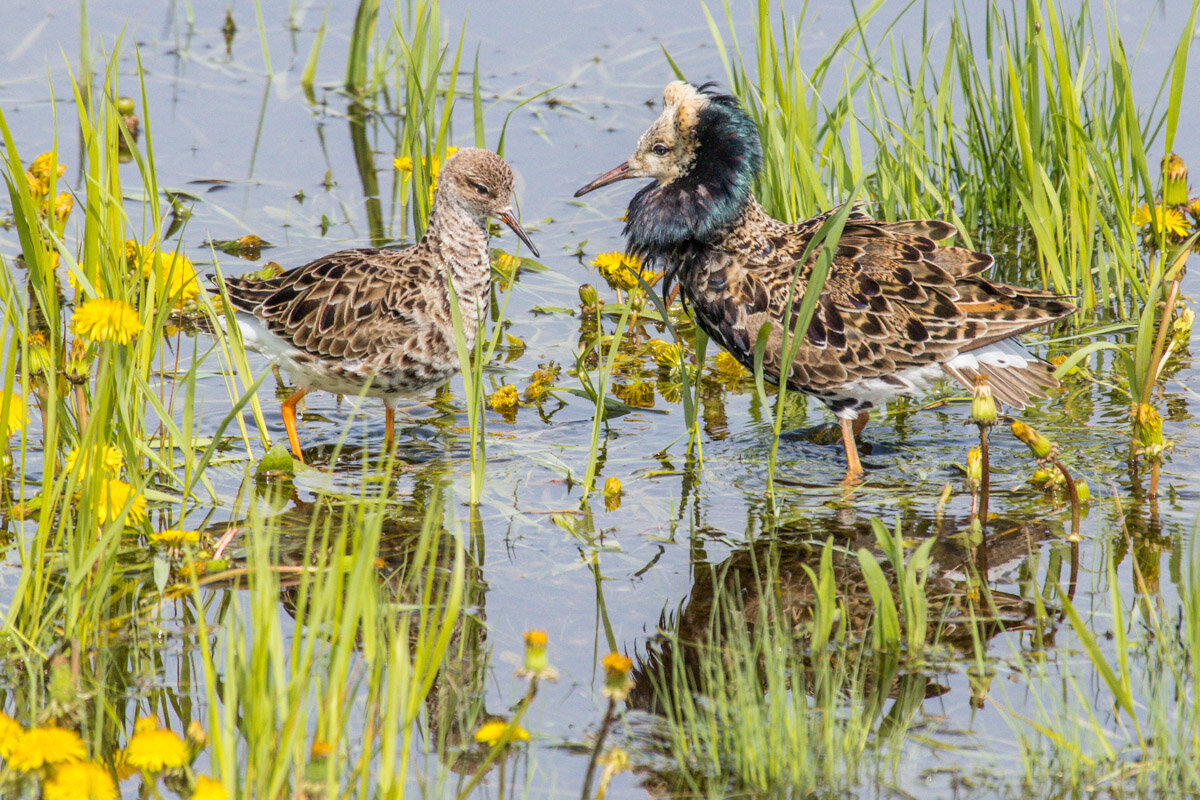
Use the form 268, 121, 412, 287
1, 1, 1199, 798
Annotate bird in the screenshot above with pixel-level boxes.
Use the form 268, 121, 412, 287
217, 147, 538, 463
575, 81, 1075, 482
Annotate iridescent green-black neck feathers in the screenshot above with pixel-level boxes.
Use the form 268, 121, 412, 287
624, 84, 763, 258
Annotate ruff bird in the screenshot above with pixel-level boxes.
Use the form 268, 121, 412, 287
575, 81, 1074, 482
219, 147, 537, 462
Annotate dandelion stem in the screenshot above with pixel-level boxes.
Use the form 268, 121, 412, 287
977, 424, 990, 530
580, 698, 616, 800
1053, 457, 1081, 540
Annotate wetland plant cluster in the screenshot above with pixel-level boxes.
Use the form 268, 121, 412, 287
0, 0, 1197, 798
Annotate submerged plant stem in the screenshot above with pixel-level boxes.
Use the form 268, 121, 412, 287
580, 698, 616, 800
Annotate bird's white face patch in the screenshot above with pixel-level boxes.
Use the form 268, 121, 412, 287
626, 81, 710, 184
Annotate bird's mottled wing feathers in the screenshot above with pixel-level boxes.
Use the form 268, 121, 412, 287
680, 209, 1074, 400
222, 248, 430, 361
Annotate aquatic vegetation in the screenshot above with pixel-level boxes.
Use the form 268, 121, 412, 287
0, 2, 1196, 799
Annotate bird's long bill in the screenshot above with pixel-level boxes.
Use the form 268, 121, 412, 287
573, 161, 632, 197
496, 209, 540, 258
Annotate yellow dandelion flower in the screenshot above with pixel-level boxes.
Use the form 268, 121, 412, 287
25, 170, 47, 197
72, 298, 143, 345
175, 560, 209, 582
603, 476, 623, 512
54, 192, 74, 221
64, 444, 124, 475
1134, 203, 1189, 237
712, 350, 746, 388
646, 339, 682, 369
120, 725, 188, 774
43, 760, 118, 800
191, 775, 228, 800
149, 529, 201, 548
0, 712, 23, 759
1, 392, 29, 438
6, 725, 86, 771
135, 245, 200, 308
474, 719, 529, 746
488, 384, 519, 420
1188, 198, 1200, 221
493, 250, 522, 280
1162, 207, 1189, 237
395, 147, 457, 188
94, 478, 147, 527
524, 366, 558, 402
29, 152, 65, 183
430, 146, 458, 179
591, 251, 642, 291
613, 381, 654, 409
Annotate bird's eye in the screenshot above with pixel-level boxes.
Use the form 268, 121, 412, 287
470, 181, 489, 195
651, 143, 670, 156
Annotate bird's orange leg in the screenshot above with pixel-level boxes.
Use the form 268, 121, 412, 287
852, 409, 870, 437
281, 387, 309, 463
840, 415, 864, 484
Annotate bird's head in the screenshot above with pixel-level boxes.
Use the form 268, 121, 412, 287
575, 81, 762, 251
438, 148, 539, 257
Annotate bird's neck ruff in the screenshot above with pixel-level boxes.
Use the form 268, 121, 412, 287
423, 194, 491, 321
624, 91, 763, 268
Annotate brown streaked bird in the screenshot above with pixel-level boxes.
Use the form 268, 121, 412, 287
218, 147, 537, 463
575, 81, 1074, 482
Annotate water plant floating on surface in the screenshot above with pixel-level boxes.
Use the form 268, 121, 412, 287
575, 81, 1075, 483
215, 148, 537, 463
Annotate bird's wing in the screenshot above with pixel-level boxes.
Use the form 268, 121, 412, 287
220, 248, 431, 361
683, 211, 1074, 404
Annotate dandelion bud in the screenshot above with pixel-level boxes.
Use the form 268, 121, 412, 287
970, 376, 997, 426
116, 96, 136, 116
601, 651, 634, 701
1030, 466, 1062, 490
186, 720, 209, 751
578, 283, 599, 308
965, 446, 982, 488
1172, 306, 1195, 348
1010, 419, 1055, 460
517, 629, 558, 681
1162, 153, 1189, 207
49, 658, 76, 709
65, 339, 93, 384
1132, 403, 1164, 449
